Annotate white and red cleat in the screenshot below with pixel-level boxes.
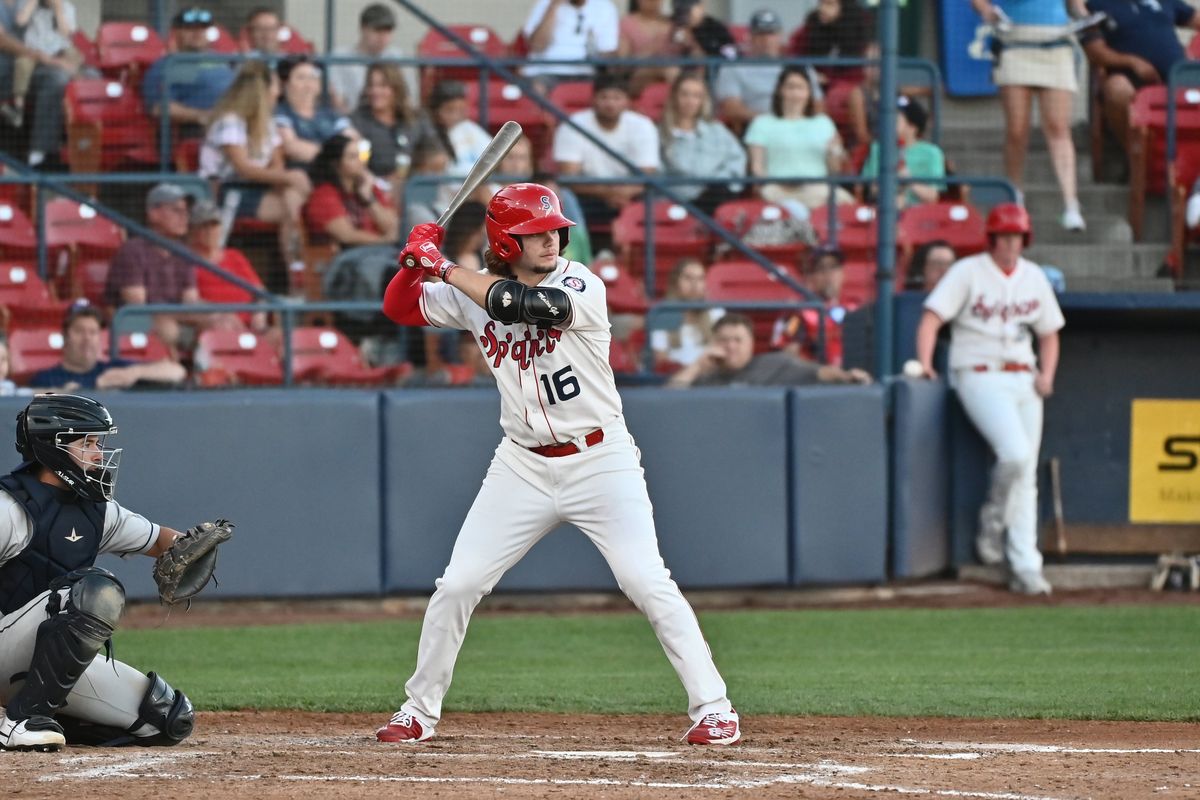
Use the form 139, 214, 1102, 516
376, 711, 435, 743
683, 708, 741, 745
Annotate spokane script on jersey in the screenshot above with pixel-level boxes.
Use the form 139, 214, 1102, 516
969, 295, 1041, 323
480, 321, 564, 369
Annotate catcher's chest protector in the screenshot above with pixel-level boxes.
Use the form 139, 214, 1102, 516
0, 470, 105, 614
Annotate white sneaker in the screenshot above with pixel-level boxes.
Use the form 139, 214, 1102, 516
0, 712, 66, 752
1009, 570, 1052, 596
1187, 194, 1200, 229
1061, 209, 1086, 231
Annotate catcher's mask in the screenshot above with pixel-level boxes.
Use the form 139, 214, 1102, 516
16, 394, 122, 502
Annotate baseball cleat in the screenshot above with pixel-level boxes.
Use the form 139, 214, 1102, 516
0, 712, 66, 752
684, 708, 741, 745
1009, 570, 1052, 596
376, 711, 435, 743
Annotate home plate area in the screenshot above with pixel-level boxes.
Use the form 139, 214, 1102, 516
6, 712, 1199, 799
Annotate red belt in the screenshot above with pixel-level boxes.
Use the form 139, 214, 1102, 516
527, 429, 604, 457
972, 362, 1031, 373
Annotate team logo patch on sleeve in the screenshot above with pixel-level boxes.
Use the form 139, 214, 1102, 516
562, 276, 586, 292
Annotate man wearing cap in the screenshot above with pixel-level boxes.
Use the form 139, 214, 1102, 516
715, 8, 791, 134
860, 95, 945, 208
29, 304, 186, 391
104, 184, 202, 357
141, 7, 236, 136
770, 245, 856, 367
523, 0, 620, 84
328, 3, 414, 114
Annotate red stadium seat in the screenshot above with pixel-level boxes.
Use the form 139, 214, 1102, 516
194, 329, 283, 386
95, 22, 166, 80
42, 198, 125, 299
607, 336, 641, 374
896, 201, 986, 281
612, 200, 713, 294
64, 78, 159, 174
0, 263, 70, 327
591, 258, 648, 314
8, 327, 64, 385
633, 81, 670, 122
169, 23, 238, 54
463, 81, 551, 157
0, 200, 37, 258
821, 80, 859, 144
417, 24, 508, 101
546, 81, 594, 118
841, 259, 877, 307
810, 202, 879, 263
713, 199, 809, 264
707, 260, 805, 352
71, 30, 100, 70
728, 24, 750, 54
1127, 86, 1200, 239
100, 329, 172, 362
289, 327, 411, 386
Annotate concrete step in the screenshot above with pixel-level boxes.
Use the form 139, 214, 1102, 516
1022, 182, 1128, 219
1031, 213, 1132, 246
938, 124, 1091, 154
1062, 276, 1177, 292
1026, 242, 1170, 279
950, 150, 1089, 181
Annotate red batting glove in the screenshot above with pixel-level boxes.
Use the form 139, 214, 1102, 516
399, 240, 457, 282
406, 222, 445, 248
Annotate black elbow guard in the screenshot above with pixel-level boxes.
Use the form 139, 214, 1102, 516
485, 279, 526, 325
521, 286, 571, 328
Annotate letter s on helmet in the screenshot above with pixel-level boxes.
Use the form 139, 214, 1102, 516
986, 202, 1032, 247
15, 393, 122, 502
486, 183, 577, 263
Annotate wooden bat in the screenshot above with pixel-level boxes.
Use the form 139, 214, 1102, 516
401, 120, 523, 268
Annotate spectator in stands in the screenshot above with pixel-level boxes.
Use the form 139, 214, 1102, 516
0, 0, 74, 166
667, 312, 871, 387
403, 137, 452, 226
329, 3, 411, 115
771, 244, 854, 366
715, 8, 787, 134
1081, 0, 1200, 159
668, 0, 737, 62
29, 303, 187, 391
7, 0, 81, 133
104, 183, 203, 357
274, 56, 356, 168
905, 239, 955, 292
351, 63, 437, 197
746, 66, 850, 215
660, 72, 746, 214
791, 0, 873, 89
241, 7, 282, 57
303, 133, 399, 247
554, 71, 660, 238
420, 201, 487, 384
200, 60, 311, 282
523, 0, 620, 86
973, 0, 1088, 232
649, 257, 722, 370
0, 336, 22, 396
427, 80, 494, 201
187, 199, 270, 334
142, 7, 237, 139
618, 0, 673, 95
860, 95, 945, 208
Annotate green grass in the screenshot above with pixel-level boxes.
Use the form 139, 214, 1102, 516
112, 605, 1200, 721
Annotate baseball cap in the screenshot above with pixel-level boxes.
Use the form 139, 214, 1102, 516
172, 6, 213, 29
146, 182, 189, 210
750, 8, 782, 34
897, 95, 929, 136
189, 198, 222, 227
360, 3, 396, 31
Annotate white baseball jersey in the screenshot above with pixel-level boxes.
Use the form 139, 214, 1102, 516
0, 490, 159, 568
418, 258, 622, 447
924, 253, 1065, 371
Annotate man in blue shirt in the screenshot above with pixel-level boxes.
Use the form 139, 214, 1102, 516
141, 7, 235, 138
1082, 0, 1200, 153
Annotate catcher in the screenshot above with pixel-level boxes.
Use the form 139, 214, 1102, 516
0, 394, 233, 751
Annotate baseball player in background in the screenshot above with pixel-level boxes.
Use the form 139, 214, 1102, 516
377, 182, 740, 745
915, 203, 1064, 595
0, 394, 194, 751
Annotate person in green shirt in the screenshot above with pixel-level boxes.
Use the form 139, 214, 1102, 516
860, 95, 945, 209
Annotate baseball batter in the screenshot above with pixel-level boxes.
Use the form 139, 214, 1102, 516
0, 394, 194, 751
377, 182, 739, 745
915, 203, 1064, 595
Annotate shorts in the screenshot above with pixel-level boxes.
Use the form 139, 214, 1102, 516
993, 26, 1078, 92
218, 183, 267, 219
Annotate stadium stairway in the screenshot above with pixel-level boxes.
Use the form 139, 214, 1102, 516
940, 97, 1177, 292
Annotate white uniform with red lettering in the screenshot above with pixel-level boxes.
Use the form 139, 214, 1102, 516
402, 256, 732, 731
924, 252, 1065, 579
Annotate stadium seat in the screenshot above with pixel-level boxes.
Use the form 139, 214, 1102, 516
713, 199, 809, 264
173, 137, 202, 173
607, 336, 641, 375
612, 200, 713, 294
841, 259, 877, 307
1127, 86, 1200, 240
463, 81, 550, 156
591, 258, 648, 314
1168, 141, 1200, 281
417, 24, 508, 100
896, 201, 986, 276
8, 327, 64, 385
0, 263, 70, 327
0, 201, 37, 258
546, 81, 594, 118
194, 329, 283, 386
728, 24, 750, 54
42, 198, 124, 300
95, 22, 166, 80
821, 80, 859, 143
289, 327, 410, 386
810, 202, 879, 263
100, 329, 172, 362
706, 260, 805, 352
64, 78, 159, 175
71, 30, 100, 70
633, 81, 670, 122
168, 23, 238, 54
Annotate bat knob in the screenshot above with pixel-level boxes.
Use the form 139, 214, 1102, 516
403, 255, 418, 269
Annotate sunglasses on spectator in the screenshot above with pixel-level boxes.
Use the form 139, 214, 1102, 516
178, 8, 213, 26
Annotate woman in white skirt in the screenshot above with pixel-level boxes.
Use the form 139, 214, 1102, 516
971, 0, 1089, 231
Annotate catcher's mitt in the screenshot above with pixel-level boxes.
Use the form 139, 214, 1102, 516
153, 519, 235, 605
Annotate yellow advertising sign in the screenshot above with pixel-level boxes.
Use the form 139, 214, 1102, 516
1129, 400, 1200, 523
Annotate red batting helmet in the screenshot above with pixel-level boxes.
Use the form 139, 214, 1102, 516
985, 202, 1032, 246
486, 183, 576, 263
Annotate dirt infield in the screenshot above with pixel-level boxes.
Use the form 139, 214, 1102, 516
6, 711, 1199, 799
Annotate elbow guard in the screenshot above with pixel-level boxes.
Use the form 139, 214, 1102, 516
485, 279, 526, 325
486, 281, 573, 328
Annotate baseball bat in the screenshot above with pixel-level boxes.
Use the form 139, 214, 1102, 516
401, 120, 523, 268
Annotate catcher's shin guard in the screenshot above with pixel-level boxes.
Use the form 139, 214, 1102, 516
5, 568, 124, 722
57, 672, 194, 747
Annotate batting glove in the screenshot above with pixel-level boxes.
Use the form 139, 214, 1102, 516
407, 222, 445, 248
399, 240, 457, 282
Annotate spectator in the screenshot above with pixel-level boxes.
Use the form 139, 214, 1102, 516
905, 239, 955, 292
668, 0, 737, 62
104, 183, 203, 356
241, 6, 282, 57
1081, 0, 1200, 159
403, 137, 452, 226
715, 8, 788, 134
303, 133, 399, 247
973, 1, 1088, 231
845, 40, 931, 150
494, 132, 594, 263
29, 303, 186, 391
618, 0, 673, 95
142, 7, 237, 138
860, 95, 945, 208
667, 312, 871, 387
199, 60, 311, 284
553, 71, 660, 237
0, 0, 74, 166
274, 56, 356, 168
351, 63, 438, 196
660, 72, 746, 214
328, 3, 413, 114
522, 0, 620, 86
188, 199, 270, 333
791, 0, 873, 88
8, 0, 81, 130
0, 337, 24, 396
649, 257, 723, 369
915, 203, 1064, 595
745, 66, 851, 215
771, 244, 855, 366
420, 201, 488, 383
427, 80, 494, 202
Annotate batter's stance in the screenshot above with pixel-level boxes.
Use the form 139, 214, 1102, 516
915, 203, 1064, 595
378, 183, 739, 745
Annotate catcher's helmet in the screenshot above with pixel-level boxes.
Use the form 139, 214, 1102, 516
486, 183, 576, 263
986, 202, 1032, 246
16, 394, 121, 502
